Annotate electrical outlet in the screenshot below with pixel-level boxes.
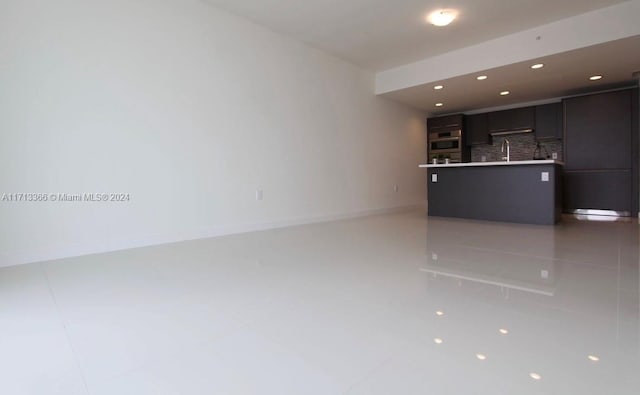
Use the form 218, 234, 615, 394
541, 172, 549, 182
541, 270, 549, 279
256, 189, 263, 201
551, 152, 558, 160
394, 184, 399, 192
481, 155, 487, 162
432, 253, 438, 261
431, 173, 438, 183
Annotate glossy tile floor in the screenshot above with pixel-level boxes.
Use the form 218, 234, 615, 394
1, 210, 639, 394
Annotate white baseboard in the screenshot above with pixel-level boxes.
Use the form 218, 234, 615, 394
1, 204, 422, 268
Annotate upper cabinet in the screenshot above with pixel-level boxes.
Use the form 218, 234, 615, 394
427, 114, 464, 133
466, 113, 489, 146
534, 102, 563, 140
487, 107, 535, 132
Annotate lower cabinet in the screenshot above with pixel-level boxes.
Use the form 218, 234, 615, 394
563, 170, 632, 214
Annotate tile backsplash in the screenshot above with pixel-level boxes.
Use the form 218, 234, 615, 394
470, 133, 563, 162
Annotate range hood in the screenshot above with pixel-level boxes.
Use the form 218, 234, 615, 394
489, 128, 533, 137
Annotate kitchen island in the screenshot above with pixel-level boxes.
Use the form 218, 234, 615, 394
419, 160, 564, 225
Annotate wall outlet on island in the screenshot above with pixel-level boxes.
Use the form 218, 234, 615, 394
552, 152, 558, 160
541, 172, 549, 182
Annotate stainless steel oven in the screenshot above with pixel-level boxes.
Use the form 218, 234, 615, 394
429, 130, 463, 163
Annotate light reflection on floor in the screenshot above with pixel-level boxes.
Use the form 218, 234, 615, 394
0, 210, 638, 394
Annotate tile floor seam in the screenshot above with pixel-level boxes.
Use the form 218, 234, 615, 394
83, 325, 255, 391
66, 285, 251, 390
245, 299, 422, 394
244, 313, 368, 392
39, 262, 92, 395
339, 339, 417, 395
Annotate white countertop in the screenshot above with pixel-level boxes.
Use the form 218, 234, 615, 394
419, 159, 564, 168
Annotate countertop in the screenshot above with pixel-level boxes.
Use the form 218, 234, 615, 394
419, 159, 564, 168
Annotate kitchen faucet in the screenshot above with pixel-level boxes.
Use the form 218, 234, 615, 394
501, 138, 510, 162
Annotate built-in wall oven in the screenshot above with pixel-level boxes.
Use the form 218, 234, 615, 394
429, 130, 463, 163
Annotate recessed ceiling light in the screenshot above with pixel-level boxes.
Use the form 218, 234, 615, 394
427, 9, 459, 27
434, 338, 443, 344
531, 63, 544, 69
436, 310, 444, 316
589, 75, 603, 81
500, 91, 510, 96
588, 355, 600, 362
529, 372, 542, 380
434, 85, 444, 90
435, 103, 444, 107
476, 75, 488, 80
476, 354, 487, 360
499, 328, 509, 335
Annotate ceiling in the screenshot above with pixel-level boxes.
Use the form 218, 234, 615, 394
202, 0, 638, 113
382, 35, 640, 113
202, 0, 628, 71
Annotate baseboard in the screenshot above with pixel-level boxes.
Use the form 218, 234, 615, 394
1, 204, 422, 268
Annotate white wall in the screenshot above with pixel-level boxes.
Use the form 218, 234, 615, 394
0, 0, 427, 267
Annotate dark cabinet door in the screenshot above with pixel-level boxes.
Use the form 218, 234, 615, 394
563, 170, 632, 213
466, 113, 489, 146
564, 90, 632, 171
488, 107, 534, 132
562, 88, 636, 215
487, 110, 511, 132
428, 114, 463, 133
510, 106, 535, 130
535, 103, 562, 140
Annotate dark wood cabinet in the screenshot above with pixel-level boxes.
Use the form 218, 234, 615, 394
562, 88, 637, 215
563, 170, 632, 213
535, 103, 562, 140
488, 110, 510, 132
488, 107, 534, 132
427, 114, 463, 133
466, 113, 489, 146
428, 164, 561, 225
510, 106, 535, 130
564, 90, 632, 171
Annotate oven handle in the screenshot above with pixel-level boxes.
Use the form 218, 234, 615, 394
429, 148, 461, 154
